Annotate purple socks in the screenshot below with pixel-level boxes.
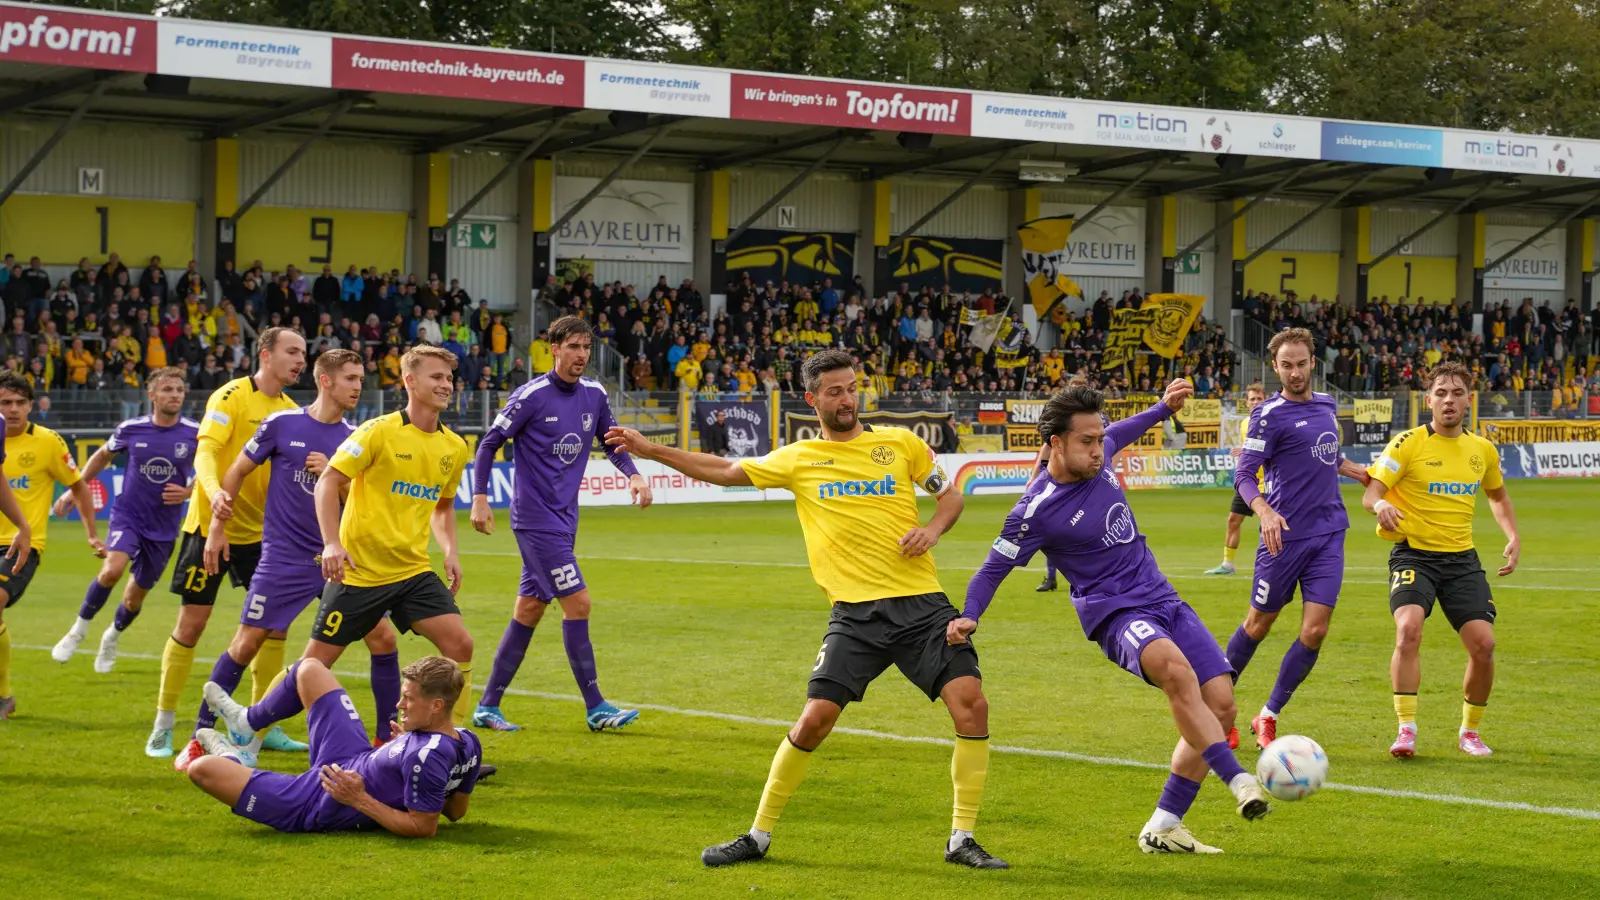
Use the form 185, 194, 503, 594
1267, 639, 1320, 716
112, 603, 140, 632
196, 652, 247, 732
1156, 773, 1202, 818
78, 580, 113, 620
563, 619, 604, 710
481, 619, 535, 709
1224, 625, 1261, 681
370, 652, 400, 741
1201, 740, 1247, 785
247, 660, 305, 732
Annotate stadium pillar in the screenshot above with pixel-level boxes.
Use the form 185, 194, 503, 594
1341, 207, 1369, 309
1005, 187, 1038, 300
860, 180, 890, 297
1212, 199, 1244, 332
1146, 196, 1176, 294
522, 157, 554, 297
698, 169, 729, 297
1458, 213, 1486, 314
412, 153, 449, 282
1566, 218, 1594, 312
201, 138, 239, 280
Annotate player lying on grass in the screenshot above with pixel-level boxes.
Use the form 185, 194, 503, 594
954, 380, 1272, 854
190, 655, 481, 837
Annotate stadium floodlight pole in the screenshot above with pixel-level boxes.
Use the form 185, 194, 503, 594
232, 96, 359, 223
0, 79, 112, 207
1240, 168, 1385, 266
725, 136, 851, 246
1365, 181, 1501, 271
1176, 166, 1315, 259
445, 117, 568, 232
1481, 189, 1600, 273
886, 147, 1016, 253
1074, 158, 1169, 231
545, 123, 677, 238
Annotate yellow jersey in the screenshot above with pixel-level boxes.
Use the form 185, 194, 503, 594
183, 376, 299, 542
328, 410, 467, 588
1368, 424, 1503, 552
739, 425, 949, 604
1, 423, 81, 551
1240, 418, 1266, 491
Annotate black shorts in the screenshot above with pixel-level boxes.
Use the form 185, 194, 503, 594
807, 592, 980, 708
1388, 543, 1496, 631
0, 549, 41, 608
169, 531, 262, 606
1229, 491, 1254, 517
310, 571, 459, 646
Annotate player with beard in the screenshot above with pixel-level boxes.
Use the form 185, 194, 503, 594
468, 315, 651, 733
606, 349, 1006, 870
50, 369, 197, 673
1225, 329, 1371, 750
956, 381, 1272, 855
1364, 362, 1519, 759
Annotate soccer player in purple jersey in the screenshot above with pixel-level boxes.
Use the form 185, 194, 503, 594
468, 315, 652, 733
955, 381, 1271, 854
50, 369, 197, 673
190, 655, 481, 837
196, 350, 401, 761
1226, 329, 1371, 750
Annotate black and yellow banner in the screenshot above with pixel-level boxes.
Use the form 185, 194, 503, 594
1103, 293, 1206, 370
724, 229, 855, 284
1479, 419, 1600, 444
1353, 397, 1394, 445
888, 236, 1002, 294
785, 409, 957, 451
1018, 215, 1083, 318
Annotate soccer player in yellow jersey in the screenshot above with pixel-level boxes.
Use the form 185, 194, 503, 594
1204, 381, 1268, 577
0, 371, 100, 720
606, 349, 1006, 871
308, 346, 473, 725
1364, 362, 1520, 760
151, 327, 304, 767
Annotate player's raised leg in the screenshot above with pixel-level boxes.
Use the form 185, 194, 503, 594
53, 551, 131, 662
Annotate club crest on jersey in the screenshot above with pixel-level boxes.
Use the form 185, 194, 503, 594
1103, 502, 1136, 547
1312, 432, 1339, 466
1469, 454, 1484, 474
439, 455, 455, 476
553, 433, 583, 465
582, 413, 594, 432
17, 452, 33, 468
870, 445, 896, 466
174, 442, 190, 459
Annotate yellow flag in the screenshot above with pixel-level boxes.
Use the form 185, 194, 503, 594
1018, 215, 1083, 318
1139, 293, 1206, 358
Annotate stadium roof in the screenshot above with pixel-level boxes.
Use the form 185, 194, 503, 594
3, 1, 1600, 216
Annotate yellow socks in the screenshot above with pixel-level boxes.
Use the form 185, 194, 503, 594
1222, 546, 1237, 565
753, 737, 814, 833
1462, 699, 1487, 734
951, 734, 990, 833
251, 636, 286, 704
1394, 692, 1418, 727
0, 622, 12, 697
452, 660, 474, 726
159, 636, 196, 714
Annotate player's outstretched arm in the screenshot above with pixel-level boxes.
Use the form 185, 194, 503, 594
1484, 485, 1520, 576
604, 426, 754, 487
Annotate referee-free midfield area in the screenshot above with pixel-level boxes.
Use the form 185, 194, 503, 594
2, 482, 1596, 898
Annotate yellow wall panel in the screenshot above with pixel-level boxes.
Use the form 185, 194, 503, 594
237, 207, 406, 273
1244, 251, 1340, 301
2, 195, 195, 267
1368, 256, 1458, 304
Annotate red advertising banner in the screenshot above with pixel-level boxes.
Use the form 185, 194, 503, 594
332, 37, 583, 106
0, 6, 156, 72
730, 73, 970, 135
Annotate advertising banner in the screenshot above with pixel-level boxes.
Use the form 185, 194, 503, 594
1113, 447, 1236, 490
1320, 122, 1443, 167
694, 399, 771, 459
0, 6, 155, 71
552, 178, 693, 263
731, 73, 969, 135
157, 20, 331, 87
724, 229, 855, 287
1532, 442, 1600, 477
1003, 426, 1042, 452
332, 38, 582, 106
1443, 130, 1581, 177
585, 60, 730, 118
783, 410, 956, 452
1103, 293, 1205, 369
1353, 397, 1393, 445
1482, 419, 1600, 444
1483, 225, 1564, 290
1038, 202, 1144, 279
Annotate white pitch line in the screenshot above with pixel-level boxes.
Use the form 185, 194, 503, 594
21, 644, 1600, 822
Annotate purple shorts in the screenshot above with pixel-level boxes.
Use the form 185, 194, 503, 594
514, 529, 585, 601
1251, 531, 1345, 613
104, 521, 175, 590
241, 561, 327, 632
231, 690, 371, 833
1095, 599, 1234, 687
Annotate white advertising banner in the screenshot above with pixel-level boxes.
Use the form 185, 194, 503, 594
1533, 442, 1600, 477
584, 60, 731, 119
575, 459, 791, 507
973, 96, 1319, 159
157, 20, 331, 87
553, 177, 694, 263
1443, 130, 1582, 177
1039, 201, 1145, 278
1483, 224, 1564, 290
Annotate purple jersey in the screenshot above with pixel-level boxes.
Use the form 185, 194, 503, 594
963, 402, 1180, 638
1234, 391, 1348, 542
243, 409, 355, 569
472, 373, 637, 534
346, 726, 483, 818
104, 415, 200, 542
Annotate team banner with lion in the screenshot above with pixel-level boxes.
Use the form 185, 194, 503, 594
1102, 293, 1206, 370
1018, 215, 1084, 318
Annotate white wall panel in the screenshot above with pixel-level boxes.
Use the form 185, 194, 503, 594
239, 139, 411, 211
556, 158, 695, 182
728, 169, 858, 232
447, 220, 518, 310
1370, 208, 1458, 257
2, 122, 200, 200
1485, 211, 1558, 228
1245, 200, 1340, 252
1175, 251, 1214, 296
891, 180, 1007, 239
1485, 287, 1564, 306
590, 260, 693, 291
449, 152, 519, 220
1176, 198, 1216, 248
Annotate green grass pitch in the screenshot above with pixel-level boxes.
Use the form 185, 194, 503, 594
2, 482, 1597, 898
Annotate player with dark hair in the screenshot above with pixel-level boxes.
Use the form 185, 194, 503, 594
1225, 329, 1371, 750
195, 349, 400, 763
955, 380, 1271, 855
1204, 381, 1268, 577
0, 371, 99, 719
154, 326, 305, 768
607, 348, 1006, 870
51, 368, 197, 673
190, 655, 481, 836
1364, 362, 1519, 759
469, 314, 651, 733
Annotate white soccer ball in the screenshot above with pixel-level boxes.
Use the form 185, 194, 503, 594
1256, 734, 1328, 801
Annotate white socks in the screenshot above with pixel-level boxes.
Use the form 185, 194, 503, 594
1227, 772, 1258, 801
1259, 706, 1278, 721
69, 617, 91, 639
154, 709, 176, 731
948, 829, 975, 852
1144, 809, 1182, 833
748, 828, 772, 852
